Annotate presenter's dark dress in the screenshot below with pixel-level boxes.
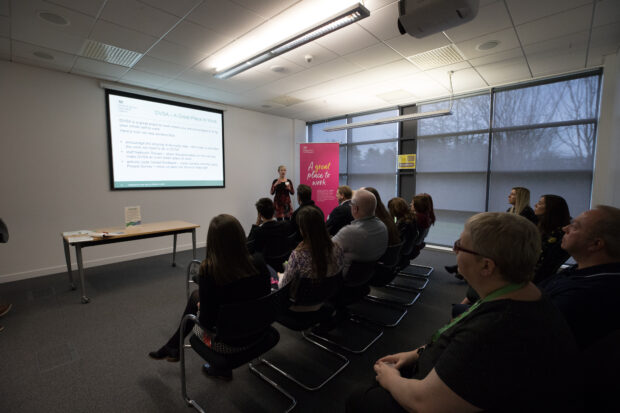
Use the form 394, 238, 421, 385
271, 179, 294, 219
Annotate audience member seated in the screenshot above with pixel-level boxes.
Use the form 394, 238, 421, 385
326, 185, 354, 236
347, 212, 580, 413
278, 207, 344, 311
333, 189, 388, 277
409, 193, 435, 259
532, 194, 571, 284
149, 214, 271, 369
388, 197, 419, 250
364, 187, 400, 247
507, 186, 537, 224
291, 184, 324, 237
246, 197, 291, 256
539, 205, 620, 350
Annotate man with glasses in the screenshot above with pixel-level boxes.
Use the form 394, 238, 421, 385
539, 205, 620, 350
332, 188, 387, 277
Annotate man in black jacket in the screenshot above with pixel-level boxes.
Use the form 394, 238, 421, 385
326, 185, 354, 236
247, 198, 291, 256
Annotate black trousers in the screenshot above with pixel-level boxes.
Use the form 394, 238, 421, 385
165, 289, 200, 350
345, 365, 414, 413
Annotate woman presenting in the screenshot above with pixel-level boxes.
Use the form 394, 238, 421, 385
270, 165, 294, 220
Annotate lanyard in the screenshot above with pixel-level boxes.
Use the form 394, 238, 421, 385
431, 282, 527, 343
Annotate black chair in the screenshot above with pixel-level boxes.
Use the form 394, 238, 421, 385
180, 288, 296, 413
0, 218, 8, 243
347, 242, 409, 327
396, 226, 433, 279
265, 250, 291, 273
308, 261, 384, 353
254, 274, 349, 391
581, 329, 620, 412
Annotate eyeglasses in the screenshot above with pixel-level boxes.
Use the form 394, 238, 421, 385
453, 239, 483, 257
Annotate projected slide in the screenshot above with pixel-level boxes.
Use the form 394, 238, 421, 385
106, 90, 225, 189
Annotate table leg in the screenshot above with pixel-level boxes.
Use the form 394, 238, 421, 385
75, 245, 90, 304
172, 234, 178, 267
192, 229, 196, 259
63, 238, 76, 290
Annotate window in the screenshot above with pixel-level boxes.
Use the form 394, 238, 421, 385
308, 109, 399, 203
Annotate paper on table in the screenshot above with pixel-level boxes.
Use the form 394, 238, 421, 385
68, 236, 94, 243
62, 230, 93, 236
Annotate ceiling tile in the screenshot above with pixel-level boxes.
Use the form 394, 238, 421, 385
12, 39, 76, 70
469, 47, 524, 67
424, 62, 488, 92
132, 55, 187, 78
253, 54, 306, 76
187, 0, 265, 39
13, 54, 74, 72
593, 0, 620, 27
45, 0, 106, 17
120, 68, 171, 88
100, 0, 181, 38
231, 0, 298, 18
455, 27, 520, 60
363, 0, 395, 12
515, 5, 592, 46
395, 72, 448, 101
140, 0, 202, 17
279, 42, 339, 69
146, 39, 208, 67
71, 56, 128, 78
443, 1, 512, 43
90, 19, 158, 53
385, 32, 451, 58
524, 31, 588, 76
505, 0, 592, 25
474, 56, 532, 85
315, 23, 380, 56
344, 43, 402, 69
587, 23, 620, 66
164, 21, 231, 55
357, 2, 401, 41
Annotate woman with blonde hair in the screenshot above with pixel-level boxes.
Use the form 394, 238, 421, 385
507, 186, 537, 224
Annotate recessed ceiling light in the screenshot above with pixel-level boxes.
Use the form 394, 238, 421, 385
262, 104, 272, 108
33, 51, 54, 60
476, 40, 500, 51
37, 10, 70, 26
270, 65, 286, 73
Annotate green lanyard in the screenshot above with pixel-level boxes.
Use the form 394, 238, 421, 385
431, 282, 527, 343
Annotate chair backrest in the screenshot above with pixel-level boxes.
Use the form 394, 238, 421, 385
0, 219, 8, 243
213, 287, 285, 342
413, 226, 430, 247
399, 222, 417, 258
378, 242, 403, 268
265, 251, 291, 273
345, 260, 377, 288
289, 272, 343, 306
372, 242, 403, 286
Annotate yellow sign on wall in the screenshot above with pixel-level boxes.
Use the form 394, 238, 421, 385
398, 154, 416, 169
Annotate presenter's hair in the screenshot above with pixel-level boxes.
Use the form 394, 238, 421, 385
338, 185, 353, 200
297, 184, 312, 203
255, 198, 275, 219
465, 212, 540, 283
278, 165, 286, 172
297, 207, 334, 279
365, 187, 400, 245
204, 214, 257, 285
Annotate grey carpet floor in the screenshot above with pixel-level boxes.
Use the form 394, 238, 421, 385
0, 248, 467, 413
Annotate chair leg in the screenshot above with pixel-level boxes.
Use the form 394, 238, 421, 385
259, 332, 349, 391
347, 298, 408, 327
248, 361, 297, 413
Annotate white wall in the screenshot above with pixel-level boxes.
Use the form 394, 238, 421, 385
0, 61, 298, 283
592, 50, 620, 207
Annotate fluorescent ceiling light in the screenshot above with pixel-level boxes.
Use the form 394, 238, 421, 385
214, 3, 370, 79
323, 109, 452, 131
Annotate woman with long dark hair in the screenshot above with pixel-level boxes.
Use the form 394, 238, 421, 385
364, 187, 401, 246
278, 206, 343, 291
388, 197, 419, 250
149, 214, 270, 370
532, 194, 571, 283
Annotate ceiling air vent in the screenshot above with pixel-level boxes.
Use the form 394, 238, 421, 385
268, 95, 304, 107
80, 39, 143, 67
408, 44, 464, 70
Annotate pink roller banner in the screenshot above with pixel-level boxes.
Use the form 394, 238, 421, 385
300, 143, 340, 221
